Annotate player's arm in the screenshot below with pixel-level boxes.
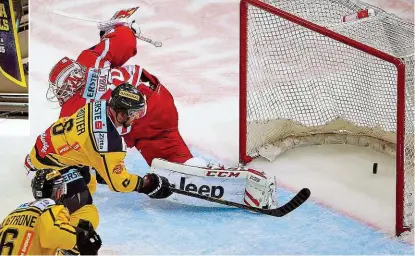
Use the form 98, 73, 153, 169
77, 25, 137, 69
92, 150, 139, 192
38, 206, 101, 254
91, 151, 172, 199
85, 134, 171, 198
37, 205, 78, 250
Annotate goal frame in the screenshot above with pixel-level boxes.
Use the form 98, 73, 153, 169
239, 0, 409, 236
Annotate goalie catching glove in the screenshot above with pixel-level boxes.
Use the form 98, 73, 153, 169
136, 173, 173, 199
98, 7, 141, 38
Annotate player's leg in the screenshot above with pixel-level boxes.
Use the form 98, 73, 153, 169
151, 159, 278, 209
164, 130, 194, 164
135, 129, 193, 166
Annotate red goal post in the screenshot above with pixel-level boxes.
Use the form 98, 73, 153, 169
239, 0, 413, 236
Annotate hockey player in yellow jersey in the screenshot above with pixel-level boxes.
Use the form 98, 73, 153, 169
0, 169, 101, 255
24, 83, 173, 229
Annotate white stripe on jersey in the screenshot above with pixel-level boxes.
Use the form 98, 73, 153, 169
94, 32, 111, 69
123, 65, 142, 87
88, 35, 110, 104
136, 66, 143, 87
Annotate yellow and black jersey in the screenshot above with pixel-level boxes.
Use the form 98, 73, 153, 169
0, 199, 77, 255
28, 100, 139, 193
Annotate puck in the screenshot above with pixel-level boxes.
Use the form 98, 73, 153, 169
373, 163, 378, 174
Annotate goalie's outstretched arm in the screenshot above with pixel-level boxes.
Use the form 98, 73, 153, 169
77, 25, 137, 69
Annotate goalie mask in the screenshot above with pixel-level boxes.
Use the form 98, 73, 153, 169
31, 169, 67, 203
47, 57, 86, 106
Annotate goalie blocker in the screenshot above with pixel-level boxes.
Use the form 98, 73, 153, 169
151, 158, 277, 209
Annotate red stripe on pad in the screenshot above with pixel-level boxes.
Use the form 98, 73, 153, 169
244, 198, 253, 206
248, 168, 266, 179
245, 189, 260, 206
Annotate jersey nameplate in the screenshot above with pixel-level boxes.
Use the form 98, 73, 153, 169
92, 101, 108, 152
96, 67, 110, 100
17, 199, 56, 212
83, 68, 109, 101
83, 68, 100, 100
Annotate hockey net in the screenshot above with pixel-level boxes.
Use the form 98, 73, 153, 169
239, 0, 413, 236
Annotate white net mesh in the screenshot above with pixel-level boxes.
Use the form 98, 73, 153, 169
242, 0, 414, 235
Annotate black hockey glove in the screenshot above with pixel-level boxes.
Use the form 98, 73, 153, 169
137, 173, 173, 199
76, 219, 102, 255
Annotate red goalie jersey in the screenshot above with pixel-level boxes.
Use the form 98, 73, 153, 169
48, 25, 193, 165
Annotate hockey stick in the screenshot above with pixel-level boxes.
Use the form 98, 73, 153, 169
135, 35, 162, 47
169, 186, 311, 217
52, 10, 163, 47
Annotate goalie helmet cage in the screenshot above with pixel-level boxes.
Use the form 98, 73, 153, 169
239, 0, 414, 236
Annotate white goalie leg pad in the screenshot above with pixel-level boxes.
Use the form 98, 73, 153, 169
152, 158, 278, 208
183, 157, 209, 168
244, 169, 278, 209
184, 157, 225, 170
151, 158, 247, 207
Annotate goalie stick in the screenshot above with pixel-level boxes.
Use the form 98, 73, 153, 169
168, 186, 311, 217
52, 10, 163, 47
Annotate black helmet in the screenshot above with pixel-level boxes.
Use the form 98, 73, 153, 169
31, 169, 66, 202
109, 83, 146, 114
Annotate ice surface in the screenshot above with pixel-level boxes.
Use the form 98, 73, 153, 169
0, 119, 29, 136
92, 149, 413, 254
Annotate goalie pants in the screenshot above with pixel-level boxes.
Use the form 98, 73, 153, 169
136, 130, 193, 165
25, 155, 100, 229
123, 83, 193, 165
